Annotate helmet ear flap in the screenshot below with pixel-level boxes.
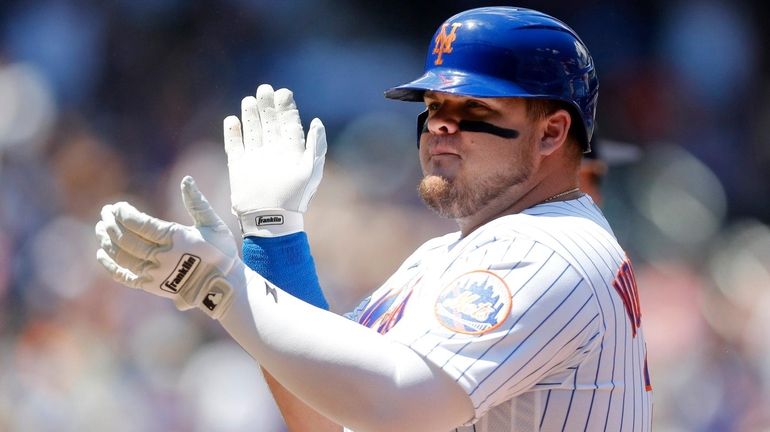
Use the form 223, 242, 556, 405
416, 110, 429, 149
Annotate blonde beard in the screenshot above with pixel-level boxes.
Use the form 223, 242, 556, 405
417, 167, 531, 219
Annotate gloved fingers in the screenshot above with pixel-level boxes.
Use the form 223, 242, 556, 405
100, 203, 117, 231
303, 117, 328, 175
99, 204, 147, 256
241, 96, 262, 151
306, 117, 328, 160
95, 219, 118, 257
98, 236, 151, 275
96, 219, 158, 263
96, 248, 144, 289
223, 115, 244, 161
111, 202, 174, 245
275, 88, 305, 153
274, 87, 297, 111
256, 84, 279, 145
180, 176, 227, 230
299, 118, 327, 211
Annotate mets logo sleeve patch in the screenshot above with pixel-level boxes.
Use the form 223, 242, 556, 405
434, 270, 511, 335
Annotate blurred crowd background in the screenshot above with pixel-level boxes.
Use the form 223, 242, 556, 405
0, 0, 769, 431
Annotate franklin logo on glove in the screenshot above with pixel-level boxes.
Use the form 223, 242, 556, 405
161, 254, 200, 293
257, 215, 284, 226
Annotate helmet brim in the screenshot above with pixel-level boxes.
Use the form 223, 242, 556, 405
384, 68, 595, 152
384, 69, 540, 102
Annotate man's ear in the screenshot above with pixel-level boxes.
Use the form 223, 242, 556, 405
539, 109, 571, 155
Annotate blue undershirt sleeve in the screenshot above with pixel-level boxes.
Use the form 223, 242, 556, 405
242, 232, 329, 310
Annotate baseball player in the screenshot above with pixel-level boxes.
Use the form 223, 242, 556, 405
94, 6, 652, 432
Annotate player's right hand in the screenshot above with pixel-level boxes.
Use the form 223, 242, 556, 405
95, 176, 244, 320
224, 84, 327, 238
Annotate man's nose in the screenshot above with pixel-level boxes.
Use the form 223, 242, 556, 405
427, 108, 461, 135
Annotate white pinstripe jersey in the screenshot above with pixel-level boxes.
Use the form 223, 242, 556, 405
346, 195, 652, 431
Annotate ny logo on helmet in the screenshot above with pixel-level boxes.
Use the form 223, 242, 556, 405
433, 23, 462, 65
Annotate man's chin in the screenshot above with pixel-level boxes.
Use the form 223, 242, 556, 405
418, 175, 451, 198
418, 175, 460, 218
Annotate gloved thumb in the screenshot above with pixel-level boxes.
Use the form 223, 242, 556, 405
180, 176, 225, 229
306, 117, 328, 161
298, 118, 327, 212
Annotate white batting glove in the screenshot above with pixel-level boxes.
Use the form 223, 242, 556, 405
95, 176, 245, 320
224, 84, 327, 237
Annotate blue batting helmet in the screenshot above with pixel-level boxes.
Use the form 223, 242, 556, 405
385, 6, 599, 151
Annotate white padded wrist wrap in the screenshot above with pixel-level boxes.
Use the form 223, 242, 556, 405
238, 209, 304, 237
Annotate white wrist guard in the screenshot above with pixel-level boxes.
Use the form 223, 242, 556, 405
237, 209, 304, 237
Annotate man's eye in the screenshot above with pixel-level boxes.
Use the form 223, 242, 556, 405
466, 100, 486, 109
427, 102, 441, 111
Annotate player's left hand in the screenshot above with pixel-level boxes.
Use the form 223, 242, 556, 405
224, 84, 327, 237
95, 176, 243, 319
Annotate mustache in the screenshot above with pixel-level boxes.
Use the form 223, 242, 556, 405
417, 111, 520, 147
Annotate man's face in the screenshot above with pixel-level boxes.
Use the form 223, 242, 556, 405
418, 92, 539, 218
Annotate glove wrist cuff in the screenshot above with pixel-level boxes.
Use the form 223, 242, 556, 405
171, 257, 245, 320
237, 209, 304, 237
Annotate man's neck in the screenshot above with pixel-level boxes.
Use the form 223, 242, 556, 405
456, 180, 581, 238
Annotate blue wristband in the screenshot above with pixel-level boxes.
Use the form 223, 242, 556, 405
242, 233, 329, 310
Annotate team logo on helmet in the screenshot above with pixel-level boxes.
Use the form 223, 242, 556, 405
435, 270, 511, 335
432, 22, 462, 65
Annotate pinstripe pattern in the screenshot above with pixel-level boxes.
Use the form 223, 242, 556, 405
349, 195, 651, 431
